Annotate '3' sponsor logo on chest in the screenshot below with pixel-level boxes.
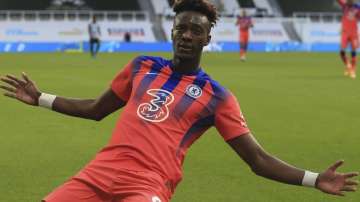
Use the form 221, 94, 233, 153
137, 89, 175, 122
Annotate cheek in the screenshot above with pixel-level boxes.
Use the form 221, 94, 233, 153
198, 37, 207, 46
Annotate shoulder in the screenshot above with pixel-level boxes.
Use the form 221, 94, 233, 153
205, 76, 232, 100
129, 55, 170, 72
133, 55, 169, 66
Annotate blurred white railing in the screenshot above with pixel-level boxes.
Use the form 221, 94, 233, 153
0, 10, 149, 22
293, 12, 342, 23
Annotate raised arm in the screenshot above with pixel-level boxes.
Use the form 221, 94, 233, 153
227, 133, 359, 196
235, 17, 240, 25
0, 73, 125, 121
250, 18, 254, 28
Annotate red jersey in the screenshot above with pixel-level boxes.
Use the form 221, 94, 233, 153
338, 0, 360, 34
78, 56, 250, 195
237, 16, 253, 33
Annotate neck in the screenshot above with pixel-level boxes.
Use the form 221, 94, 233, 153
171, 55, 201, 74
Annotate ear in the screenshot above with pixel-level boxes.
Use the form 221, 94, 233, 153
171, 29, 175, 41
204, 34, 211, 46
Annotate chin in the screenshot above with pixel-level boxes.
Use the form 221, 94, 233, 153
176, 53, 196, 60
176, 53, 195, 60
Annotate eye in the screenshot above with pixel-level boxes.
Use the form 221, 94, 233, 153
192, 27, 204, 36
175, 25, 186, 32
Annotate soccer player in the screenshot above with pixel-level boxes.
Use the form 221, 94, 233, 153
88, 16, 101, 58
1, 0, 359, 202
236, 9, 253, 61
337, 0, 360, 79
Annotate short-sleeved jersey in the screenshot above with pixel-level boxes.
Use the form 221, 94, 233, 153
108, 56, 249, 192
338, 0, 360, 34
88, 22, 101, 39
237, 16, 253, 33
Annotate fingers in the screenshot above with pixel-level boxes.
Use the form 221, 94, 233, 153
0, 75, 19, 99
6, 74, 26, 86
344, 172, 359, 178
22, 72, 31, 83
340, 185, 357, 192
0, 85, 17, 93
328, 160, 344, 172
4, 92, 16, 99
0, 77, 19, 88
1, 73, 31, 89
345, 179, 359, 186
327, 190, 345, 196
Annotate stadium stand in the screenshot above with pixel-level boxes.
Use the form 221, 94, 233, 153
238, 0, 256, 8
48, 0, 91, 10
151, 0, 171, 15
277, 0, 340, 17
85, 0, 140, 11
253, 0, 275, 16
0, 0, 141, 11
236, 0, 281, 17
220, 0, 240, 15
0, 0, 49, 10
0, 0, 347, 53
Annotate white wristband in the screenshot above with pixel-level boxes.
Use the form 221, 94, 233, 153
302, 170, 319, 187
38, 93, 57, 109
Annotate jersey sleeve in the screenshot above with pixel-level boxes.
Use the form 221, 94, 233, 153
214, 92, 250, 141
111, 59, 135, 102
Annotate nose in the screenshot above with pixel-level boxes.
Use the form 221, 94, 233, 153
181, 29, 192, 40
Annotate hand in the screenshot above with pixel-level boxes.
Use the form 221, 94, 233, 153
316, 160, 359, 196
0, 72, 41, 106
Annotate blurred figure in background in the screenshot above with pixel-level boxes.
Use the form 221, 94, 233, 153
88, 16, 101, 58
124, 32, 132, 42
236, 9, 253, 61
337, 0, 360, 79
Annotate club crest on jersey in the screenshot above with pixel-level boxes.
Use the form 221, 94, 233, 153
185, 84, 202, 99
137, 89, 175, 122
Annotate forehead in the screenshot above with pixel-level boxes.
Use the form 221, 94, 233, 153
174, 11, 210, 27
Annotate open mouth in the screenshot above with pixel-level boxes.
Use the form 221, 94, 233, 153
178, 44, 193, 52
179, 46, 192, 52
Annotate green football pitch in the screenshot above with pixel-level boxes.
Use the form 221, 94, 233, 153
0, 52, 359, 202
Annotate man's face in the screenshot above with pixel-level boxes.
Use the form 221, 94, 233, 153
241, 10, 247, 17
172, 11, 211, 59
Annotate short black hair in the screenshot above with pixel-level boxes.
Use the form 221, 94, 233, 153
173, 0, 218, 28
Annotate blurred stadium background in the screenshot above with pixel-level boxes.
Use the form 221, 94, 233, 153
0, 0, 360, 202
0, 0, 350, 52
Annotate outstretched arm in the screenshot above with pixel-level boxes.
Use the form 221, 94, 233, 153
227, 133, 358, 196
0, 73, 125, 121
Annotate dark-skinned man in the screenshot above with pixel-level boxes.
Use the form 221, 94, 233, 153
1, 0, 358, 201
